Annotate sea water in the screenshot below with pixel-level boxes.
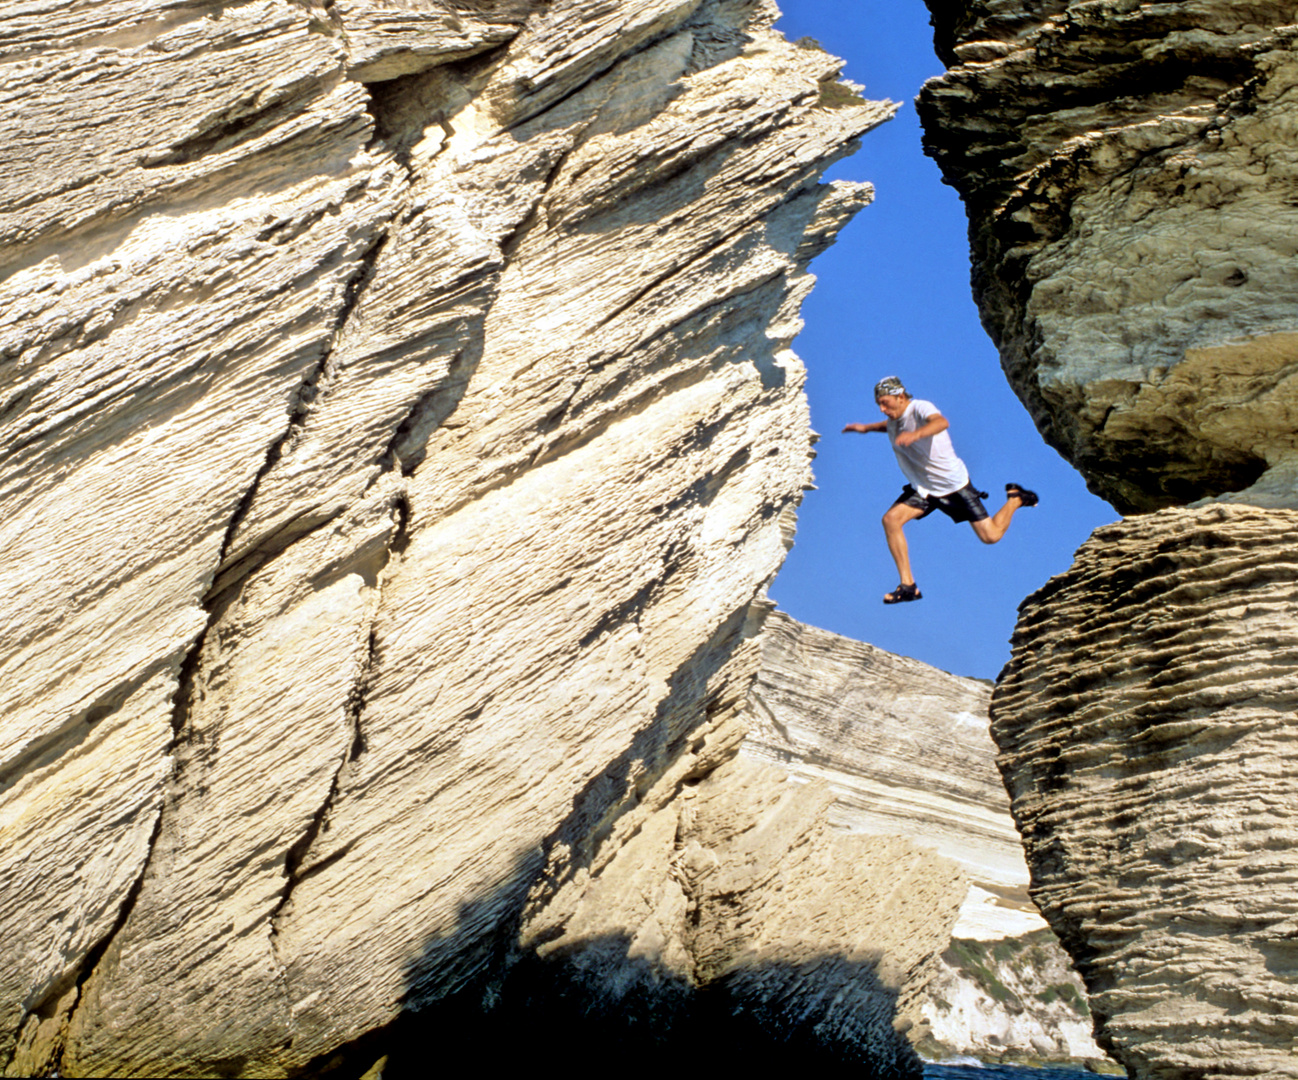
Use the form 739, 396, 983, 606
924, 1064, 1102, 1079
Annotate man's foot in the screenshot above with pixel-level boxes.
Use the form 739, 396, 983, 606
883, 582, 922, 604
1006, 483, 1039, 507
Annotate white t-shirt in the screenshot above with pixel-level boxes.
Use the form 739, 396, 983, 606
887, 399, 969, 497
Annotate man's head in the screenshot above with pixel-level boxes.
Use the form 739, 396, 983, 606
874, 375, 910, 419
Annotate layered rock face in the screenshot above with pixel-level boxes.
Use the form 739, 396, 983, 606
0, 3, 897, 1076
742, 614, 1105, 1067
995, 506, 1298, 1077
919, 4, 1298, 1075
496, 747, 965, 1075
743, 613, 1031, 927
919, 1, 1298, 513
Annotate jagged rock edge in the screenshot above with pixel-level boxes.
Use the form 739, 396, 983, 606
18, 9, 885, 1069
229, 19, 760, 981
501, 3, 704, 131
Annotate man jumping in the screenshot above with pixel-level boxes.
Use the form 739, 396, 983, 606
842, 376, 1038, 604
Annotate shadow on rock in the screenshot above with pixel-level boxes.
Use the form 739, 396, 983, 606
381, 933, 923, 1077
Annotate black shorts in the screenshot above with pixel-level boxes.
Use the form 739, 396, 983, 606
893, 482, 989, 524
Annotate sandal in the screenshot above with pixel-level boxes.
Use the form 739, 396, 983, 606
883, 582, 922, 604
1006, 483, 1039, 507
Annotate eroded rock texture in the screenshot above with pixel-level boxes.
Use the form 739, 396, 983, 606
920, 4, 1298, 1076
994, 505, 1298, 1078
0, 2, 893, 1076
924, 931, 1110, 1070
743, 613, 1028, 922
741, 614, 1105, 1068
919, 1, 1298, 512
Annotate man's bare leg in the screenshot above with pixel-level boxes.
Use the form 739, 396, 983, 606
970, 489, 1030, 544
882, 502, 927, 584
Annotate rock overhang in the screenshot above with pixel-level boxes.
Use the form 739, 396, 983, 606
919, 1, 1298, 512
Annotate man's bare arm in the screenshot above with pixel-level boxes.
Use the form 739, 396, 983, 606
894, 413, 949, 447
842, 421, 888, 434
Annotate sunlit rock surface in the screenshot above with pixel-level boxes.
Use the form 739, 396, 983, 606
743, 613, 1035, 932
922, 932, 1114, 1072
0, 2, 895, 1075
741, 613, 1106, 1068
994, 506, 1298, 1078
503, 738, 965, 1074
919, 1, 1298, 513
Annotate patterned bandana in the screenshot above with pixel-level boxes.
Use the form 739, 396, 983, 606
874, 375, 907, 399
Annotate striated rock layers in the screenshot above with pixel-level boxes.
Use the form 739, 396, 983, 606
995, 506, 1298, 1078
0, 1, 919, 1076
919, 1, 1298, 513
742, 613, 1105, 1068
743, 613, 1030, 925
491, 747, 965, 1075
920, 4, 1298, 1076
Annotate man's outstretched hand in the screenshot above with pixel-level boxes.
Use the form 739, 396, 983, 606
842, 422, 885, 434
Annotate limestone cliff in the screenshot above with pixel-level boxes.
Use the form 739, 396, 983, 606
922, 931, 1111, 1070
995, 506, 1298, 1077
919, 3, 1298, 1077
0, 2, 905, 1076
498, 749, 965, 1075
919, 0, 1298, 513
743, 614, 1028, 924
742, 613, 1106, 1068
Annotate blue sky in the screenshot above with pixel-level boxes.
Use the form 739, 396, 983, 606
767, 1, 1115, 680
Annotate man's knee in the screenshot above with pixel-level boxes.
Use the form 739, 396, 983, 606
971, 520, 1000, 544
